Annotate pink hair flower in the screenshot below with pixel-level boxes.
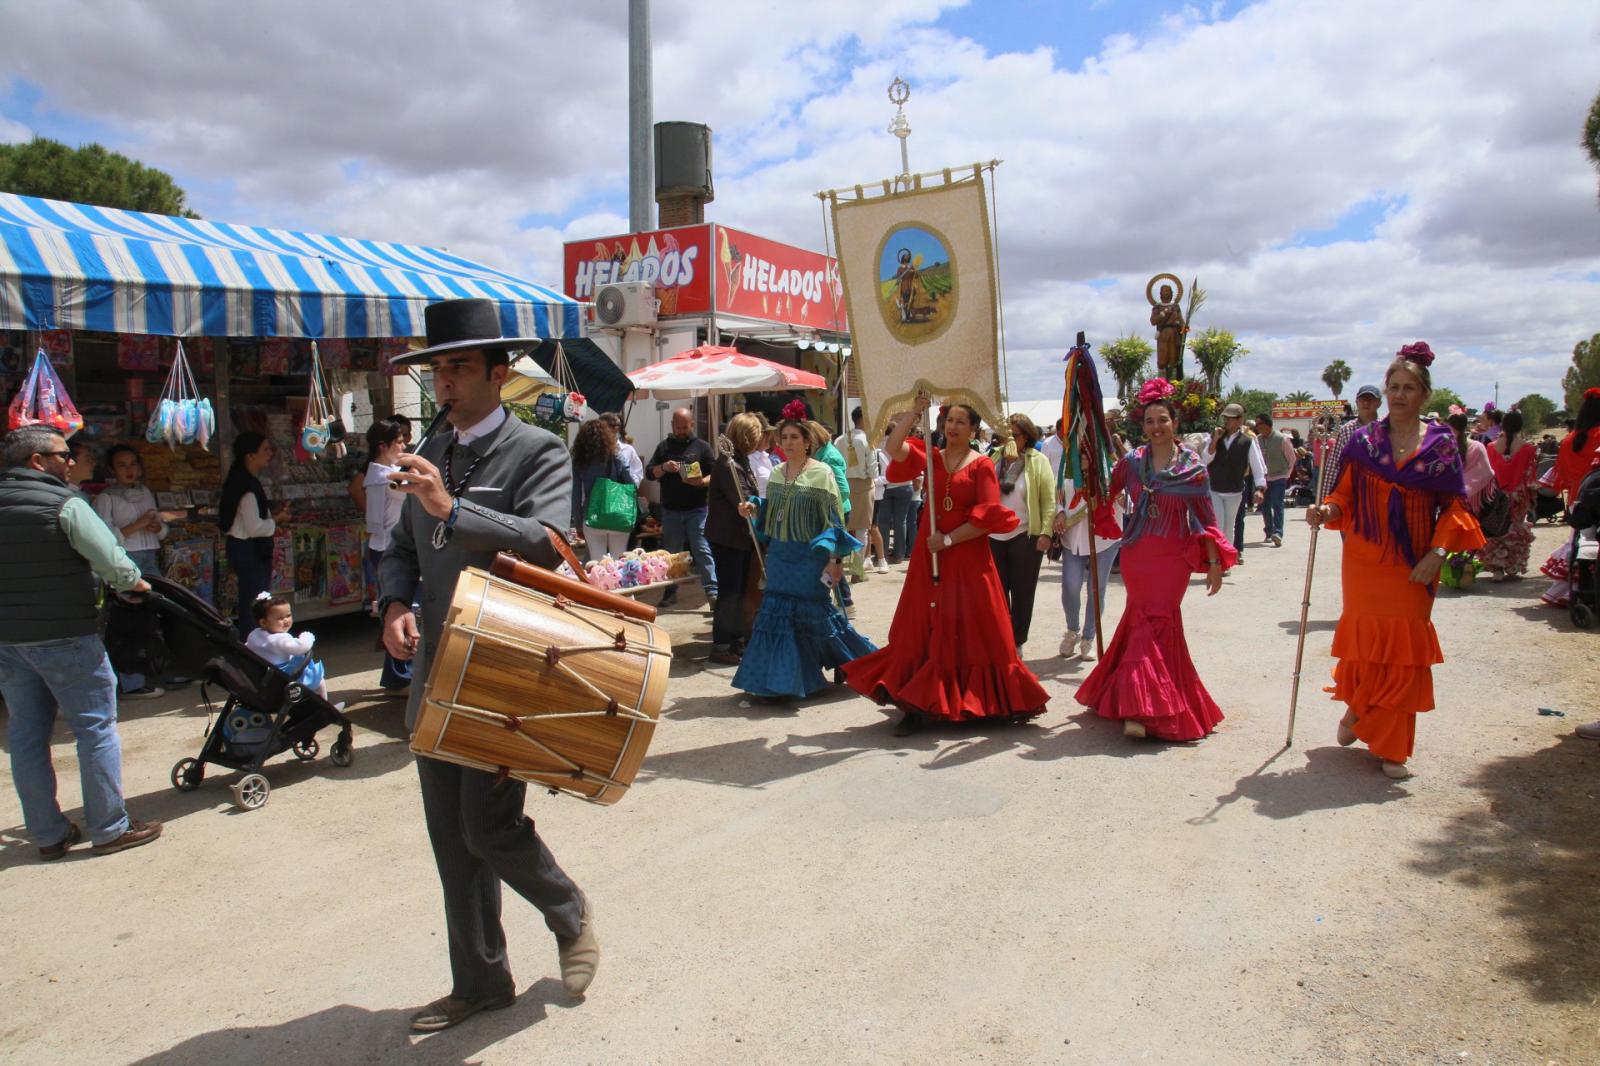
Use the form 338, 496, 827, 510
1397, 341, 1435, 367
1135, 377, 1175, 407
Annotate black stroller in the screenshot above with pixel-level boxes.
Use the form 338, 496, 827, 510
107, 575, 354, 810
1566, 466, 1600, 629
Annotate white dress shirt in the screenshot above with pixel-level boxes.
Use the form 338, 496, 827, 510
453, 405, 509, 445
1198, 430, 1267, 490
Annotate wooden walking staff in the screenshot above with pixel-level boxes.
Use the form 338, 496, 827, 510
1284, 466, 1330, 747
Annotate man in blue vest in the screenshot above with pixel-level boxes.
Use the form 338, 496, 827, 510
0, 426, 162, 861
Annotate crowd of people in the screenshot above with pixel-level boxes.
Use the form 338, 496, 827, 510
5, 304, 1600, 1034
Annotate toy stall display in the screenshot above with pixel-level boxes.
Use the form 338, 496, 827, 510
555, 549, 695, 597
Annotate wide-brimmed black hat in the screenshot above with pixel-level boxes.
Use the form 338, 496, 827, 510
388, 298, 545, 366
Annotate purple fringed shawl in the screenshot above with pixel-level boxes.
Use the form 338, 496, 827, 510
1339, 419, 1467, 566
1118, 443, 1211, 549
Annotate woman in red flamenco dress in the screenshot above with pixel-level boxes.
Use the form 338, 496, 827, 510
1075, 381, 1237, 741
844, 392, 1050, 736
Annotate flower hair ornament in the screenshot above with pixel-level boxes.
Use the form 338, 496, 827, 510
1135, 377, 1176, 408
1447, 403, 1465, 416
1586, 386, 1600, 401
254, 591, 273, 602
1396, 341, 1435, 367
781, 399, 808, 421
1481, 401, 1497, 413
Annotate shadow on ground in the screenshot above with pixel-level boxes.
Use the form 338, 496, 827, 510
0, 699, 414, 871
1188, 745, 1412, 825
1409, 734, 1600, 1003
125, 979, 574, 1066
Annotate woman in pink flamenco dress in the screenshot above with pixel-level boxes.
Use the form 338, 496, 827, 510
1075, 380, 1237, 741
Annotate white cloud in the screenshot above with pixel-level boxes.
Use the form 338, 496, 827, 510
0, 114, 29, 142
0, 0, 1597, 407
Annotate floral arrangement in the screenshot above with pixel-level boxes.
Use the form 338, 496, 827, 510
781, 399, 808, 421
1397, 341, 1435, 367
1586, 386, 1600, 401
1173, 378, 1217, 428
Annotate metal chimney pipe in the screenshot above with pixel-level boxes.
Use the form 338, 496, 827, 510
628, 0, 653, 232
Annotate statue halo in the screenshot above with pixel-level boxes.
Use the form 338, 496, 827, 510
1145, 272, 1184, 307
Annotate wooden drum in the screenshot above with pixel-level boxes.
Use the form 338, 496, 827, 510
411, 560, 671, 805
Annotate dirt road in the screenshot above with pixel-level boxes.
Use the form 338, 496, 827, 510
2, 512, 1596, 1064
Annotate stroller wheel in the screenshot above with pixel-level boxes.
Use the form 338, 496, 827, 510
171, 757, 203, 792
292, 738, 320, 761
329, 741, 354, 768
1574, 602, 1597, 629
231, 773, 271, 811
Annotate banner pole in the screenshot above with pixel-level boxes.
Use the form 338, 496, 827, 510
927, 403, 940, 585
1086, 494, 1105, 660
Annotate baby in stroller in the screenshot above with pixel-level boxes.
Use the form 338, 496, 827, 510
245, 593, 329, 700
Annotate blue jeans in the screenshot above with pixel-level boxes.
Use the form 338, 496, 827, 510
0, 635, 129, 846
1262, 479, 1288, 539
1062, 544, 1119, 643
875, 484, 913, 561
661, 507, 717, 600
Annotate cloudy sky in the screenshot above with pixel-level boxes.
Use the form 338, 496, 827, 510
3, 0, 1598, 406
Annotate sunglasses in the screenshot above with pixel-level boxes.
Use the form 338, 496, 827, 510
39, 450, 74, 460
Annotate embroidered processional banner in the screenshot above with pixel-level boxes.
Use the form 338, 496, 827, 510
829, 169, 1003, 438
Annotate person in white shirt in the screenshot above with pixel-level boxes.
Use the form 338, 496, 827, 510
834, 406, 877, 582
95, 445, 168, 574
246, 593, 328, 699
1197, 404, 1266, 565
95, 444, 172, 696
361, 419, 412, 689
749, 417, 778, 498
219, 432, 287, 638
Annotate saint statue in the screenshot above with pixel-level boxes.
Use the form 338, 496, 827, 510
1147, 273, 1185, 381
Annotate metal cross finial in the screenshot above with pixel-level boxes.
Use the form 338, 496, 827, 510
887, 77, 912, 190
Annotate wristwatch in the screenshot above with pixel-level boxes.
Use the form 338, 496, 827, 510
941, 533, 953, 549
1431, 546, 1447, 558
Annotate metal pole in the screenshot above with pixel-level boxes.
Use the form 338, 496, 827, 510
628, 0, 653, 232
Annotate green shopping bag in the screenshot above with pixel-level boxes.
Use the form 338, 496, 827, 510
584, 477, 638, 533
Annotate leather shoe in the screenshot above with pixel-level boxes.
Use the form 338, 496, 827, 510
91, 819, 162, 856
557, 892, 599, 996
408, 991, 515, 1032
39, 822, 82, 862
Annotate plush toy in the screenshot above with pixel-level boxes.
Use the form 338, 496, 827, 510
618, 558, 644, 588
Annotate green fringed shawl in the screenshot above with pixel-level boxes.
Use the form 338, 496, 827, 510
762, 462, 846, 544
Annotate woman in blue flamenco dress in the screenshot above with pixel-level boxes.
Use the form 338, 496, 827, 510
732, 418, 877, 700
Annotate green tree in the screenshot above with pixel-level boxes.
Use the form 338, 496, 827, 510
1424, 386, 1464, 417
0, 137, 198, 216
1101, 334, 1152, 406
1189, 327, 1247, 395
1321, 359, 1353, 399
1283, 390, 1314, 403
1222, 385, 1278, 418
1513, 393, 1559, 428
1585, 87, 1600, 201
1563, 332, 1600, 411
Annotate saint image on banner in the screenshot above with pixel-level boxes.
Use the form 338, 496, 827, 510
831, 170, 1002, 440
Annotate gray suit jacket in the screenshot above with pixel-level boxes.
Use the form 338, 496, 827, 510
378, 410, 571, 728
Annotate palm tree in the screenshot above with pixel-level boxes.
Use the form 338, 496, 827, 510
1100, 335, 1153, 407
1284, 390, 1315, 403
1321, 359, 1353, 399
1586, 87, 1600, 202
1189, 327, 1247, 395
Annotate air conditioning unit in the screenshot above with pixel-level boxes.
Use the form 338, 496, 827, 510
592, 281, 657, 330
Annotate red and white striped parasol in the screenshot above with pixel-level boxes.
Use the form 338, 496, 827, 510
626, 345, 827, 399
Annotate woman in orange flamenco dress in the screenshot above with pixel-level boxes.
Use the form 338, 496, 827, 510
1074, 379, 1236, 741
844, 392, 1049, 736
1307, 343, 1484, 780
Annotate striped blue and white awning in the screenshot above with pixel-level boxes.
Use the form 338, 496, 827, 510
0, 193, 581, 340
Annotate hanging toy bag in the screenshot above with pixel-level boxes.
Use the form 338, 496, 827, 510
8, 348, 85, 436
300, 340, 334, 456
146, 339, 212, 449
